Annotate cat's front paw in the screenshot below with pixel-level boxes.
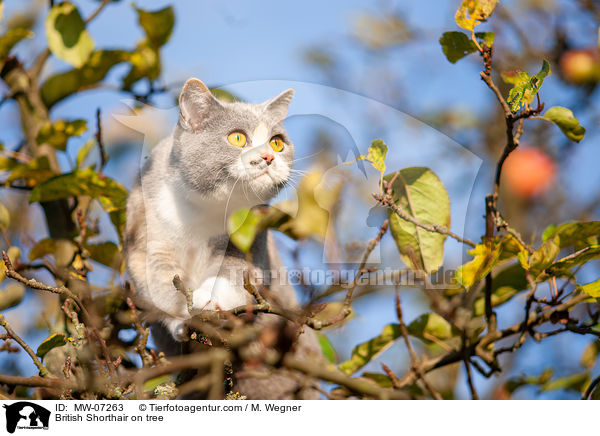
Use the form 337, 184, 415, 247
192, 276, 247, 312
163, 318, 189, 342
191, 283, 213, 313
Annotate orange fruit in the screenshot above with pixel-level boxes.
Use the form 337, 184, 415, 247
560, 49, 600, 85
503, 148, 556, 198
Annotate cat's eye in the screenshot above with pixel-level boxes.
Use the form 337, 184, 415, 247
269, 136, 284, 152
228, 132, 246, 147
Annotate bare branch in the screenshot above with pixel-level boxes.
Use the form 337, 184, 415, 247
0, 315, 49, 377
375, 192, 476, 248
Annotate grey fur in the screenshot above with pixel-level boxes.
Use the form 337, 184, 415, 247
125, 78, 322, 399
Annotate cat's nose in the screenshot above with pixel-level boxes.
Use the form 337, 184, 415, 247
261, 153, 274, 165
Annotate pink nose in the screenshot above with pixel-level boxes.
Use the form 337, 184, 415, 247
261, 154, 274, 164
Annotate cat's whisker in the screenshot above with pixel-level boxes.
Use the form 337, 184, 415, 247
292, 151, 323, 163
240, 177, 250, 202
248, 179, 266, 203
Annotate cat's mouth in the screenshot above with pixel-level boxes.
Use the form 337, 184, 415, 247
247, 167, 271, 180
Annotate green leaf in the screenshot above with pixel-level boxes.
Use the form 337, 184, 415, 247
344, 139, 388, 173
407, 313, 453, 343
29, 169, 127, 241
6, 156, 55, 186
228, 171, 343, 250
456, 239, 502, 289
361, 372, 394, 388
581, 277, 600, 299
274, 171, 342, 241
528, 237, 560, 278
76, 139, 96, 169
135, 5, 175, 48
109, 209, 126, 246
41, 50, 130, 108
122, 40, 160, 89
542, 221, 600, 249
338, 324, 402, 375
227, 208, 263, 253
0, 283, 25, 311
500, 70, 530, 85
473, 263, 528, 316
30, 168, 127, 212
36, 119, 87, 151
144, 374, 175, 393
385, 167, 451, 274
542, 372, 590, 393
210, 88, 240, 103
0, 199, 9, 230
85, 241, 121, 269
36, 333, 67, 360
45, 2, 94, 68
439, 31, 494, 63
547, 245, 600, 277
455, 0, 498, 31
0, 28, 34, 62
315, 332, 337, 364
580, 340, 600, 369
29, 238, 57, 261
543, 106, 586, 143
439, 31, 476, 63
476, 31, 495, 47
506, 369, 553, 393
503, 60, 551, 112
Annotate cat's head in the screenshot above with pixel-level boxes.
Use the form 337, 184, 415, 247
172, 78, 294, 202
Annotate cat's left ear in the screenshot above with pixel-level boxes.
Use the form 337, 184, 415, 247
262, 88, 294, 123
179, 78, 221, 132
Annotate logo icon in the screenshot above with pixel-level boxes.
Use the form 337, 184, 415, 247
3, 402, 50, 433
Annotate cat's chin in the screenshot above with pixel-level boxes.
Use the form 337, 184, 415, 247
246, 174, 282, 198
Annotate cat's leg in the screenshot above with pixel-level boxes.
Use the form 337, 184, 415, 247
130, 243, 195, 340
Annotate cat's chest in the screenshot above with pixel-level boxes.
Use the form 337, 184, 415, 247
155, 183, 226, 237
153, 182, 237, 285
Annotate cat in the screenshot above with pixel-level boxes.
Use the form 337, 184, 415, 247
124, 78, 321, 399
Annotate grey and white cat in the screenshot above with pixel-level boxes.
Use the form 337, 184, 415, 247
124, 78, 320, 399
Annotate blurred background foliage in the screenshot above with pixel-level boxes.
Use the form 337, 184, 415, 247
0, 0, 599, 400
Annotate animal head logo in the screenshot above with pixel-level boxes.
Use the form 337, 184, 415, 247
3, 402, 51, 433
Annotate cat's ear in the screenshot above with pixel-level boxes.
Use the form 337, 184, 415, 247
262, 88, 294, 123
178, 78, 221, 132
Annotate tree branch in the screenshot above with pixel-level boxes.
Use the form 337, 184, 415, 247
0, 315, 49, 377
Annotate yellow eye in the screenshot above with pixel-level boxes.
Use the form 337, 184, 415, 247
269, 136, 284, 152
228, 132, 246, 147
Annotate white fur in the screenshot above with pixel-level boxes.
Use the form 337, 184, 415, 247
251, 122, 269, 146
192, 276, 248, 312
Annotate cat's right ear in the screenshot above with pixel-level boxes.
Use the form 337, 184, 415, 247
178, 78, 220, 132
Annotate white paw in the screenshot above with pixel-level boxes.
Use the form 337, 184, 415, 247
191, 283, 213, 313
192, 276, 247, 312
163, 318, 189, 342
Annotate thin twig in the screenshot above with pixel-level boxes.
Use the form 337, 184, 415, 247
463, 358, 479, 400
95, 108, 108, 171
375, 192, 476, 248
395, 291, 442, 400
173, 275, 193, 315
0, 315, 49, 377
85, 0, 111, 24
126, 297, 152, 367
